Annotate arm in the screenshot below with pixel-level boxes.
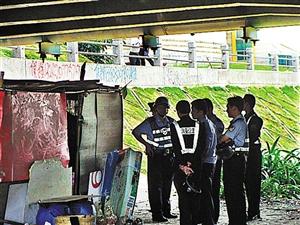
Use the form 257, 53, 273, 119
220, 134, 232, 143
132, 120, 154, 157
132, 131, 153, 156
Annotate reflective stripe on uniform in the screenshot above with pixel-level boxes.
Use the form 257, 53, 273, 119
152, 127, 171, 134
145, 139, 159, 147
145, 139, 172, 149
173, 121, 199, 155
154, 136, 171, 142
181, 148, 197, 154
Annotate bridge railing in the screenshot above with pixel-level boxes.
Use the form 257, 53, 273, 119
5, 38, 299, 72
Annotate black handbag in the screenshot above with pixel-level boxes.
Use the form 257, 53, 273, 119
216, 141, 234, 160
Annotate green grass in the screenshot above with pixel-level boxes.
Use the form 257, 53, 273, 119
261, 138, 300, 199
0, 45, 92, 62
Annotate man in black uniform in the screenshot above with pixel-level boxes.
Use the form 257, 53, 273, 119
191, 99, 217, 225
219, 96, 249, 225
244, 94, 263, 221
170, 100, 206, 225
132, 96, 177, 222
203, 98, 225, 224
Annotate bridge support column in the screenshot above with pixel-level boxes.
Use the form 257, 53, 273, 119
188, 41, 196, 68
271, 52, 279, 71
154, 37, 162, 66
12, 46, 25, 59
67, 42, 78, 62
221, 44, 229, 69
113, 39, 124, 65
246, 48, 254, 70
292, 53, 299, 73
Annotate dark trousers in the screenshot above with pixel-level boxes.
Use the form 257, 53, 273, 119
245, 145, 262, 218
147, 153, 174, 217
212, 159, 222, 223
129, 52, 140, 65
199, 163, 215, 225
139, 48, 154, 66
223, 154, 247, 225
174, 172, 201, 225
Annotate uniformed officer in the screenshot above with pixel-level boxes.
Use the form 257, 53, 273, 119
220, 96, 249, 225
203, 98, 225, 224
170, 100, 206, 225
132, 96, 177, 222
243, 94, 263, 221
191, 99, 217, 225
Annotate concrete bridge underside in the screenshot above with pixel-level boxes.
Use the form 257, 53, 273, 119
1, 0, 300, 46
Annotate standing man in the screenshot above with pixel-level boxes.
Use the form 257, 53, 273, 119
244, 94, 263, 221
132, 96, 177, 222
139, 35, 154, 66
203, 98, 225, 224
220, 96, 249, 225
128, 36, 141, 65
171, 100, 206, 225
191, 99, 217, 225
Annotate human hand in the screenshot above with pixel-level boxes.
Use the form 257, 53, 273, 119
179, 164, 194, 176
145, 145, 154, 157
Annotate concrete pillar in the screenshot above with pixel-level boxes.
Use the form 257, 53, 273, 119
188, 41, 196, 68
154, 37, 162, 66
292, 53, 299, 73
67, 42, 78, 62
12, 46, 25, 59
246, 48, 254, 70
271, 52, 279, 71
221, 44, 229, 69
113, 39, 124, 65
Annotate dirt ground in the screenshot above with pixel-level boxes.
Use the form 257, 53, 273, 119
133, 174, 300, 225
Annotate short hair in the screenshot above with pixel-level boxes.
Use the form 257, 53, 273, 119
203, 98, 213, 110
227, 96, 244, 112
176, 100, 190, 114
244, 94, 256, 108
191, 99, 207, 115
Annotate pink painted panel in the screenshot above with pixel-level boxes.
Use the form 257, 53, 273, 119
1, 91, 70, 182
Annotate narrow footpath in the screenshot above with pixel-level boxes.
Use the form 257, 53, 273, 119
133, 174, 300, 225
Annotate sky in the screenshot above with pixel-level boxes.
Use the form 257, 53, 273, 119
162, 26, 300, 52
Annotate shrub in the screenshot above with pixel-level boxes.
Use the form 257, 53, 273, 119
261, 137, 300, 200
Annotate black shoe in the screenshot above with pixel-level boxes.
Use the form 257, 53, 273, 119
152, 215, 168, 222
163, 213, 178, 219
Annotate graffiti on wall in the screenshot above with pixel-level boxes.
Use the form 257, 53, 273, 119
29, 60, 81, 80
94, 64, 137, 84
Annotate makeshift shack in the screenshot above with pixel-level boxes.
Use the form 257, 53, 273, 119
0, 79, 123, 224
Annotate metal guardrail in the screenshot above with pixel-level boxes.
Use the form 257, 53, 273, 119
4, 39, 299, 72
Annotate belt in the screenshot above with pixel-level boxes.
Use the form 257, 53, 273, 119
234, 147, 248, 155
234, 152, 248, 157
154, 148, 173, 156
234, 147, 248, 152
